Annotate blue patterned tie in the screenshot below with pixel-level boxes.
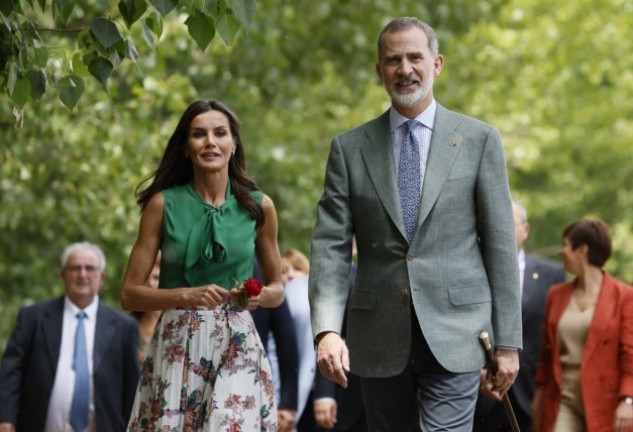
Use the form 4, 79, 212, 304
398, 119, 421, 242
70, 312, 89, 432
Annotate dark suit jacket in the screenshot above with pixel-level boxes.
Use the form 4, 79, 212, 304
474, 254, 565, 431
251, 300, 299, 411
0, 296, 140, 432
251, 261, 299, 412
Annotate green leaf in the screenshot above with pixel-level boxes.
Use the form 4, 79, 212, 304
57, 75, 84, 109
52, 0, 75, 23
1, 12, 14, 31
124, 39, 139, 62
145, 11, 163, 39
32, 46, 48, 68
10, 78, 30, 107
118, 0, 147, 28
28, 69, 46, 100
151, 0, 177, 16
7, 61, 17, 93
87, 56, 113, 87
89, 18, 123, 49
227, 0, 255, 29
140, 19, 155, 49
215, 9, 239, 45
72, 52, 91, 77
185, 10, 215, 51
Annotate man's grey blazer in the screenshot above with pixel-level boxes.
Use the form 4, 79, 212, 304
309, 104, 522, 377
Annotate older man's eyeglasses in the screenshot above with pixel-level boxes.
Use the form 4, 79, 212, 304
65, 265, 100, 273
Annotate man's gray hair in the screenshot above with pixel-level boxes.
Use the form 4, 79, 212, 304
377, 17, 439, 60
60, 242, 107, 272
513, 199, 529, 223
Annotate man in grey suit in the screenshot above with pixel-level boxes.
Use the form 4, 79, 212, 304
309, 17, 521, 431
0, 242, 140, 432
474, 201, 565, 431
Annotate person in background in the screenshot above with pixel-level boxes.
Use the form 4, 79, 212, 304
0, 242, 140, 432
130, 251, 162, 363
252, 260, 300, 432
475, 200, 565, 431
280, 249, 318, 432
532, 219, 633, 432
121, 99, 284, 430
309, 16, 520, 431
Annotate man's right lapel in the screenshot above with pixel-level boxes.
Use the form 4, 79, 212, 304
359, 111, 407, 240
43, 297, 64, 370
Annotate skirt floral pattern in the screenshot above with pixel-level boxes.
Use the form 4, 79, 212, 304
127, 303, 277, 431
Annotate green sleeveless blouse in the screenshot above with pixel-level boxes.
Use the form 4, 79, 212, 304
158, 182, 262, 290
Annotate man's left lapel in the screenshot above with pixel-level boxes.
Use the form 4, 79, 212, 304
416, 105, 462, 229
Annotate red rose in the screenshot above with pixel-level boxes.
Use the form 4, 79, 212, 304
242, 278, 263, 297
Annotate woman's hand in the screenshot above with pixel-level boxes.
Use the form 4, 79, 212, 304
229, 289, 261, 310
614, 399, 633, 432
187, 284, 230, 308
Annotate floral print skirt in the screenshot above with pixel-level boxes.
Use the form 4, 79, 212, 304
127, 304, 277, 431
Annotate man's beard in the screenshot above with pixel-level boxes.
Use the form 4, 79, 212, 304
388, 74, 434, 108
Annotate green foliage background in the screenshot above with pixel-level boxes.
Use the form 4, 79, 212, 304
2, 0, 632, 353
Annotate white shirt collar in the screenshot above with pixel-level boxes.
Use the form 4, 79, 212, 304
64, 295, 99, 318
389, 99, 437, 132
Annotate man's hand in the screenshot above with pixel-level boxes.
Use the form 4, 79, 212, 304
314, 399, 337, 430
277, 409, 296, 432
479, 368, 502, 402
492, 348, 519, 396
0, 423, 16, 432
317, 332, 349, 388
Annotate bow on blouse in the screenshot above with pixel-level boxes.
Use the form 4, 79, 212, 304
184, 206, 227, 284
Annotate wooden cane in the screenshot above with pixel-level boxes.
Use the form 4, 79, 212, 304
478, 331, 521, 432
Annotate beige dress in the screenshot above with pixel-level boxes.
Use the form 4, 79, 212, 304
553, 296, 595, 432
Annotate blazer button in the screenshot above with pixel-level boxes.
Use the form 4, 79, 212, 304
402, 289, 409, 297
407, 254, 414, 261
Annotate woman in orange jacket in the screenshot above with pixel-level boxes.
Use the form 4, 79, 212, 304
532, 219, 633, 432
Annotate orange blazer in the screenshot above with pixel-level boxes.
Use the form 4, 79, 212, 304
534, 273, 633, 432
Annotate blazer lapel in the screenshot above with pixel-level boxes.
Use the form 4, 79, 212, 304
93, 304, 115, 373
360, 111, 407, 239
583, 273, 617, 364
416, 105, 462, 229
43, 297, 64, 370
522, 257, 538, 308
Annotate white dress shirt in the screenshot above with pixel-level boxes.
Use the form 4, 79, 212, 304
45, 296, 98, 432
390, 99, 437, 193
518, 249, 526, 296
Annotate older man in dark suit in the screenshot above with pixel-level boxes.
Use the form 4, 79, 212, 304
474, 201, 566, 431
0, 242, 140, 432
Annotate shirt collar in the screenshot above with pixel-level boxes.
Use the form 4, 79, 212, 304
389, 99, 437, 132
65, 295, 99, 319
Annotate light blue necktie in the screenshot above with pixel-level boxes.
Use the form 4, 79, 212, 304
70, 312, 89, 432
398, 119, 421, 242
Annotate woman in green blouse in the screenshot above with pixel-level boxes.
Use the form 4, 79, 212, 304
121, 100, 284, 431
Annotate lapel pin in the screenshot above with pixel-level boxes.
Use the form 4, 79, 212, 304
532, 272, 539, 280
448, 139, 457, 146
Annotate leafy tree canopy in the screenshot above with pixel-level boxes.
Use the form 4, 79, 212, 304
0, 0, 254, 111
